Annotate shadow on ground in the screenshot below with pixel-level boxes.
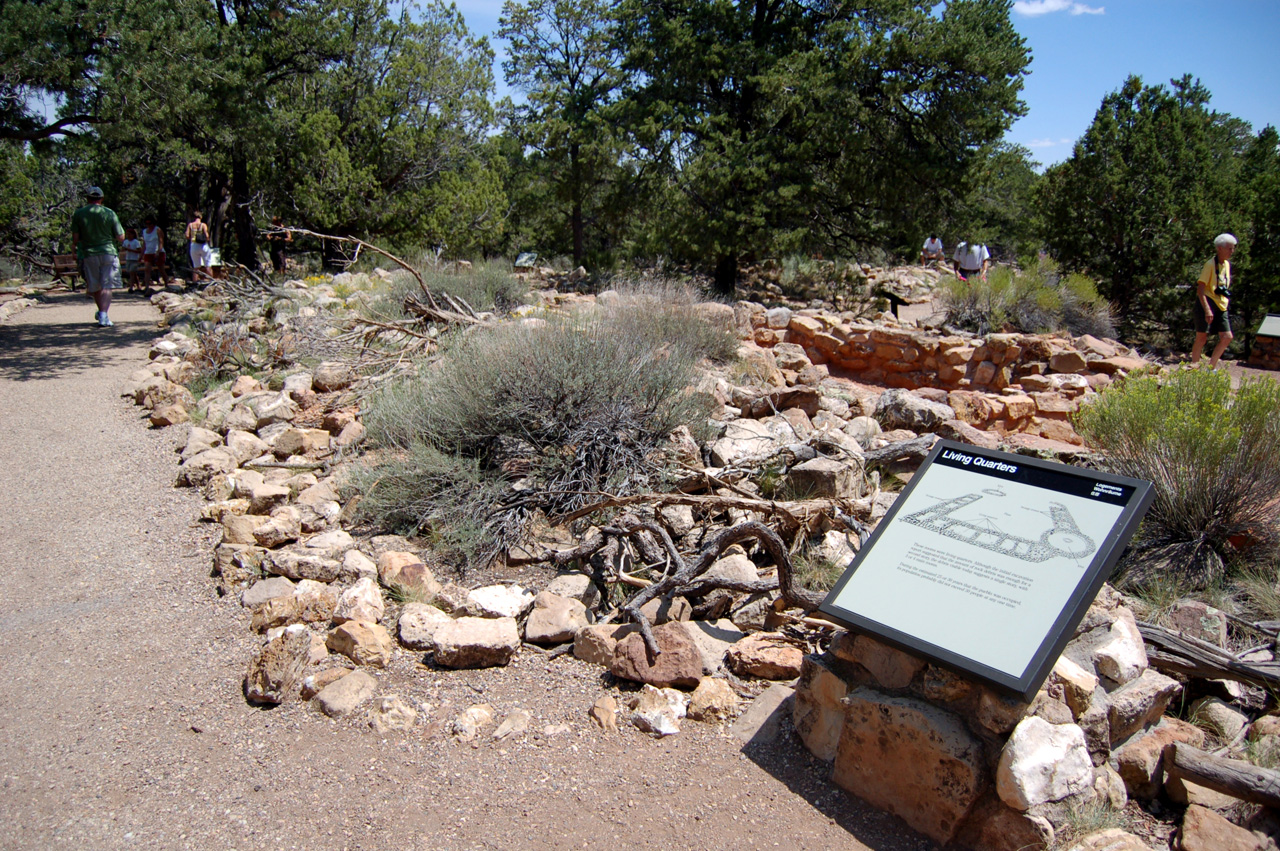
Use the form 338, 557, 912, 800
0, 292, 160, 382
740, 699, 938, 851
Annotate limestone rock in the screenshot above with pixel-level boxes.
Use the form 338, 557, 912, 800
247, 483, 291, 515
225, 430, 270, 465
1178, 804, 1272, 851
1094, 607, 1148, 686
493, 709, 532, 740
1108, 669, 1181, 744
325, 619, 394, 668
265, 549, 342, 583
452, 704, 495, 741
178, 447, 239, 487
271, 427, 330, 459
342, 549, 378, 581
1114, 718, 1206, 799
673, 620, 745, 675
1064, 829, 1152, 851
300, 667, 351, 700
312, 361, 353, 392
315, 668, 377, 718
245, 626, 312, 704
397, 603, 453, 651
369, 695, 417, 734
793, 654, 850, 762
611, 622, 704, 688
524, 591, 589, 645
332, 576, 384, 625
1051, 655, 1101, 719
996, 717, 1093, 811
241, 576, 295, 608
708, 418, 779, 466
629, 684, 689, 737
687, 677, 739, 723
1191, 696, 1248, 741
543, 573, 601, 609
786, 456, 857, 498
150, 403, 189, 427
574, 623, 638, 667
589, 695, 618, 732
253, 506, 302, 549
433, 617, 521, 668
725, 632, 805, 679
831, 631, 925, 690
875, 388, 955, 433
468, 584, 535, 619
833, 688, 984, 845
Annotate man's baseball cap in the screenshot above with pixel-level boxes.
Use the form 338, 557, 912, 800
86, 186, 104, 198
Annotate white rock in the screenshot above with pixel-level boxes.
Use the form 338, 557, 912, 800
304, 529, 354, 554
1094, 607, 1148, 685
543, 573, 601, 608
342, 549, 378, 580
369, 694, 417, 733
468, 584, 535, 619
333, 577, 384, 624
397, 603, 453, 651
996, 717, 1093, 811
452, 703, 495, 741
433, 617, 521, 668
630, 684, 689, 737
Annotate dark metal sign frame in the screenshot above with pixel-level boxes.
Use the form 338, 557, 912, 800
820, 439, 1153, 701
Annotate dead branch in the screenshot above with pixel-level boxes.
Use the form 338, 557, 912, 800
861, 435, 937, 468
272, 227, 425, 295
1137, 621, 1280, 691
1167, 742, 1280, 808
554, 489, 864, 532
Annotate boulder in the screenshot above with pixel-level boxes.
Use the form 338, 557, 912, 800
265, 549, 343, 583
325, 620, 394, 668
833, 688, 984, 845
524, 591, 590, 645
178, 447, 239, 487
1094, 607, 1148, 686
995, 717, 1093, 810
314, 668, 377, 718
875, 388, 955, 432
252, 506, 302, 549
725, 632, 805, 680
397, 603, 453, 651
468, 584, 535, 619
611, 622, 704, 688
433, 617, 521, 668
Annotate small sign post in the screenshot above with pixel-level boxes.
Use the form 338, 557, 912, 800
821, 440, 1153, 701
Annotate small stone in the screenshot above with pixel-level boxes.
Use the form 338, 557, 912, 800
996, 717, 1093, 811
369, 695, 417, 734
589, 696, 618, 732
1094, 607, 1148, 685
375, 550, 421, 585
314, 668, 377, 717
241, 576, 296, 608
300, 667, 350, 700
1063, 829, 1151, 851
253, 506, 302, 549
611, 622, 704, 688
638, 594, 693, 624
543, 573, 601, 608
786, 457, 857, 498
687, 677, 739, 723
452, 704, 494, 741
1108, 669, 1181, 744
1051, 655, 1101, 719
325, 620, 394, 668
725, 632, 805, 680
1191, 696, 1249, 741
493, 709, 532, 740
312, 361, 353, 392
1179, 803, 1270, 851
629, 684, 688, 737
342, 549, 378, 580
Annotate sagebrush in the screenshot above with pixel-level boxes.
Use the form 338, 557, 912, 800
1075, 368, 1280, 589
352, 280, 735, 567
941, 260, 1114, 338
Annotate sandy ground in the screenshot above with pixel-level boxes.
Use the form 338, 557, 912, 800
0, 290, 937, 851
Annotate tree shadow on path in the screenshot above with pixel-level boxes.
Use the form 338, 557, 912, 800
0, 292, 159, 382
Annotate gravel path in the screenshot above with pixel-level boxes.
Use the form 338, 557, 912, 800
0, 291, 936, 851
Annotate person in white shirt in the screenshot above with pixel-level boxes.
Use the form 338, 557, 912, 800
921, 236, 944, 265
122, 228, 144, 291
142, 217, 169, 287
952, 241, 990, 281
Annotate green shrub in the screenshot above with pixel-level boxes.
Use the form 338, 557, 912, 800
353, 280, 734, 567
941, 260, 1114, 337
1074, 368, 1280, 588
366, 258, 528, 317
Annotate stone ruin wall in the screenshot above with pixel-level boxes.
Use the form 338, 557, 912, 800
792, 587, 1195, 851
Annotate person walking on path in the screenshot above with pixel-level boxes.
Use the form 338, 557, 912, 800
142, 216, 169, 288
1190, 233, 1237, 368
185, 211, 213, 282
70, 185, 124, 327
952, 241, 990, 282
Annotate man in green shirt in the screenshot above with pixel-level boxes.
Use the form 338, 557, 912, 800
70, 186, 124, 327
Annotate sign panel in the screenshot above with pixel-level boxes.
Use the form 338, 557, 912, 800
820, 440, 1153, 701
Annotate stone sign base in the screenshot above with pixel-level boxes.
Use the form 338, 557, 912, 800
793, 587, 1181, 849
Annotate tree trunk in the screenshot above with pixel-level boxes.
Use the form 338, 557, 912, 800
570, 142, 584, 267
713, 253, 738, 297
232, 151, 258, 270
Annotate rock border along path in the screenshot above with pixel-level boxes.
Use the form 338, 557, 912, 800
0, 292, 933, 851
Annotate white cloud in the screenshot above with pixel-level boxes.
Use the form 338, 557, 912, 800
1027, 138, 1073, 149
1013, 1, 1105, 16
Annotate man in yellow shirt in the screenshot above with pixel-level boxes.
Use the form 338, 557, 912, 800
1190, 233, 1236, 368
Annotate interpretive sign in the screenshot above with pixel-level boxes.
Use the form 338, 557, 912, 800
820, 440, 1153, 701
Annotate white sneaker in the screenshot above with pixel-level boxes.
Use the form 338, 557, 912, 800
99, 313, 113, 327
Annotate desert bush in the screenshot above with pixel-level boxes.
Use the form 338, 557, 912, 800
353, 280, 734, 567
1075, 367, 1280, 589
941, 260, 1114, 337
364, 258, 528, 318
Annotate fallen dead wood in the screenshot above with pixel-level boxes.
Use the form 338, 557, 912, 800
532, 516, 825, 659
861, 435, 937, 468
554, 489, 866, 530
1137, 621, 1280, 691
1167, 742, 1280, 809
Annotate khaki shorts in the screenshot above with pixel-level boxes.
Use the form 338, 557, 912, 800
83, 254, 121, 293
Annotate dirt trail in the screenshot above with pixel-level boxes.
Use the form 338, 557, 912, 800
0, 291, 936, 851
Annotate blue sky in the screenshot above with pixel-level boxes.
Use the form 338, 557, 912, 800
455, 0, 1280, 168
